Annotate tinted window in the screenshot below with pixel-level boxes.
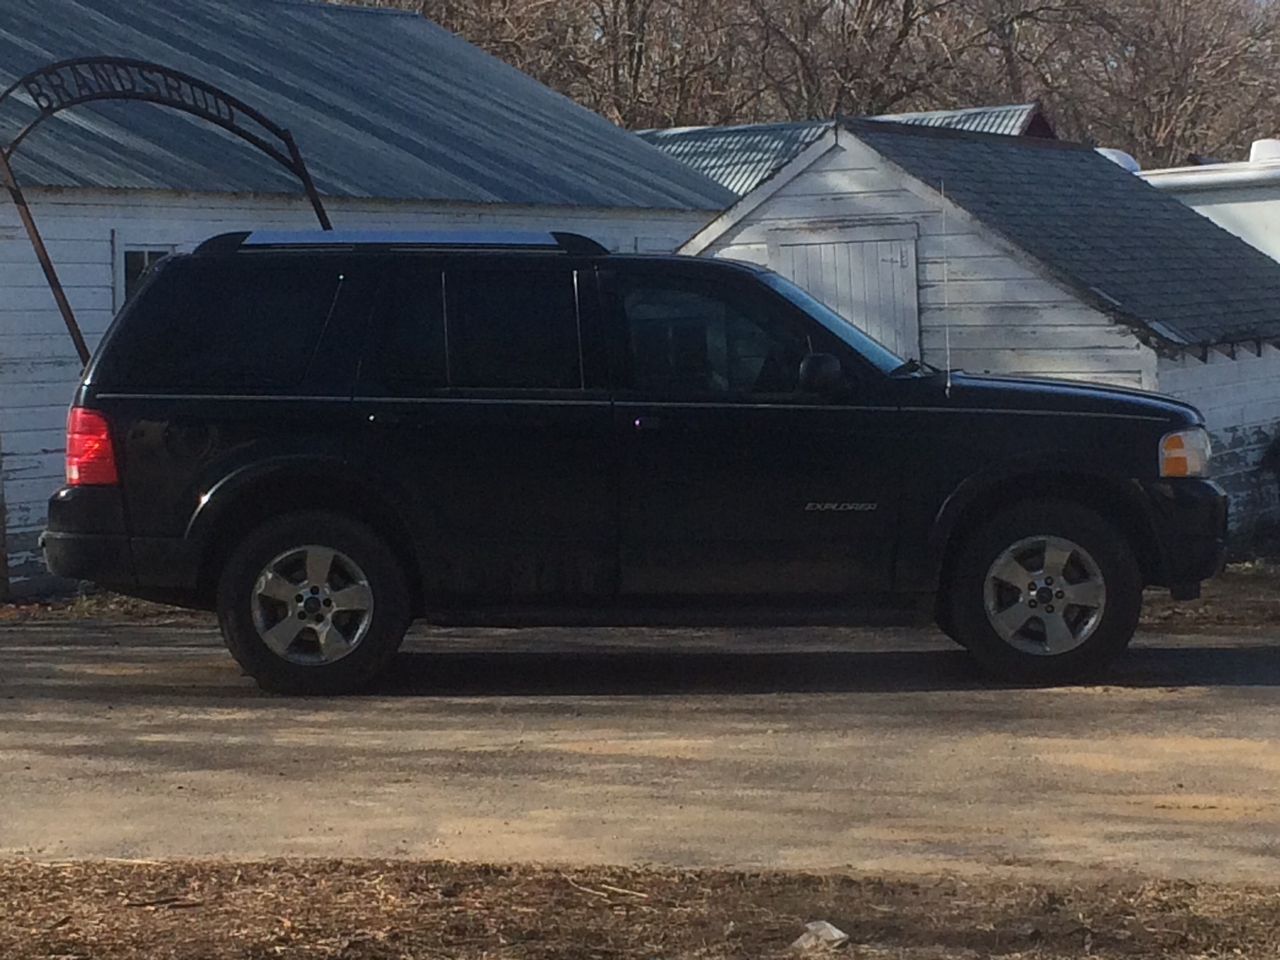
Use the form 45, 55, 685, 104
758, 271, 903, 374
101, 256, 353, 393
445, 267, 581, 389
360, 263, 447, 396
620, 276, 812, 396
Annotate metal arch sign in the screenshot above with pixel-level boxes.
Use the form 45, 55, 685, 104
0, 57, 334, 365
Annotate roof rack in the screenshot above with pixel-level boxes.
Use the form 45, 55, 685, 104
193, 229, 609, 256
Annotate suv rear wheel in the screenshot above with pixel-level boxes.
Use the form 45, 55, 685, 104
947, 500, 1141, 682
216, 511, 411, 694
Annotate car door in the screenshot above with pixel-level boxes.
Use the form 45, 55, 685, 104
351, 254, 617, 600
603, 261, 902, 598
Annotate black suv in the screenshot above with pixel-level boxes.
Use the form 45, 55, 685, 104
44, 230, 1226, 692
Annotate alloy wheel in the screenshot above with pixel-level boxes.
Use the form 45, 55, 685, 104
250, 545, 374, 665
982, 535, 1107, 656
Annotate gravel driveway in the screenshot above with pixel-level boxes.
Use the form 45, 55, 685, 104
2, 620, 1278, 880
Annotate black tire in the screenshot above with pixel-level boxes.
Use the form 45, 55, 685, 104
216, 511, 411, 694
946, 499, 1141, 683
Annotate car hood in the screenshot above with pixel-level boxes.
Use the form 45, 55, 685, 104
909, 371, 1202, 427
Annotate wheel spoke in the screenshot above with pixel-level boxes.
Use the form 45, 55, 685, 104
991, 603, 1031, 640
305, 547, 336, 587
1040, 539, 1074, 580
330, 582, 372, 613
988, 553, 1029, 588
262, 617, 305, 656
1042, 615, 1076, 654
316, 622, 351, 662
1062, 578, 1105, 609
256, 570, 299, 603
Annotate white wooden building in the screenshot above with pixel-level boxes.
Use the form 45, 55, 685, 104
666, 119, 1280, 543
0, 0, 731, 595
1141, 139, 1280, 263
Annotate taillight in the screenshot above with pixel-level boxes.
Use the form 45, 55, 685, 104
66, 407, 119, 486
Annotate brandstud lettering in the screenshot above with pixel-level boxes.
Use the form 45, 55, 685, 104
23, 63, 237, 126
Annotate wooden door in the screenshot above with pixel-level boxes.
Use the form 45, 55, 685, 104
768, 224, 921, 360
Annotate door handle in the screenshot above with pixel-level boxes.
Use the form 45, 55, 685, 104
632, 415, 663, 431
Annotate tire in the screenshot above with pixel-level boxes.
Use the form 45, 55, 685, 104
946, 499, 1141, 683
216, 511, 411, 694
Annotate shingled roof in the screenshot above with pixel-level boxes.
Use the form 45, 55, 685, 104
846, 119, 1280, 348
639, 103, 1052, 197
0, 0, 733, 210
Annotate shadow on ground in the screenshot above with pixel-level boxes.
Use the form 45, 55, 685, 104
2, 624, 1277, 700
377, 642, 1280, 696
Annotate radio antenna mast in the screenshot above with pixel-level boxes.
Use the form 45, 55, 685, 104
942, 178, 953, 399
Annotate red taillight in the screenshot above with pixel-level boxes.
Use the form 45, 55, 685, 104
66, 407, 119, 486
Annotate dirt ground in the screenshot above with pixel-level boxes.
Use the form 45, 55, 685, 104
4, 859, 1280, 960
4, 561, 1278, 630
2, 566, 1278, 958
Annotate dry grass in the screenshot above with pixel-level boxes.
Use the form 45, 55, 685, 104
2, 859, 1279, 959
0, 590, 209, 625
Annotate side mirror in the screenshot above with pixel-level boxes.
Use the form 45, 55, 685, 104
798, 352, 843, 395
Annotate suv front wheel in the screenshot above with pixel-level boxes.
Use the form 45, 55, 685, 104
947, 500, 1142, 682
216, 511, 411, 694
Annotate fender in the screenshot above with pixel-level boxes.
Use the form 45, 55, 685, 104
913, 452, 1156, 591
184, 453, 421, 548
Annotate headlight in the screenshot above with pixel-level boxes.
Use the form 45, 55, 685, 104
1160, 427, 1212, 478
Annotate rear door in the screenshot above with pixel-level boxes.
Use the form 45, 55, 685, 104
351, 255, 617, 600
603, 261, 902, 598
93, 253, 371, 545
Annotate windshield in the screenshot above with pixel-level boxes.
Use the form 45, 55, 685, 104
758, 271, 905, 375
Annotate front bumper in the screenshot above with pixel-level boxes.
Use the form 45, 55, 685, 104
1140, 478, 1228, 594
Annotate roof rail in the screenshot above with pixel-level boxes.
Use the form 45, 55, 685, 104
195, 229, 609, 255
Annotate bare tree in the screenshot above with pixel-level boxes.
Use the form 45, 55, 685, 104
1065, 0, 1280, 165
742, 0, 970, 118
341, 0, 1280, 165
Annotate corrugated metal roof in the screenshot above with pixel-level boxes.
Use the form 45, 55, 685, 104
638, 104, 1050, 197
848, 119, 1280, 347
874, 102, 1045, 137
0, 0, 734, 210
636, 120, 832, 198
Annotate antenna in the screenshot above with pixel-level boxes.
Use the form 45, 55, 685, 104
942, 178, 952, 399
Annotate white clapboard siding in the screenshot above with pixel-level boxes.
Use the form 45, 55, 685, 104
0, 187, 710, 590
1158, 345, 1280, 536
705, 134, 1155, 389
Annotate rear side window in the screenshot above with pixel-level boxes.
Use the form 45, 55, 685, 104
359, 263, 447, 397
445, 267, 581, 389
98, 256, 353, 393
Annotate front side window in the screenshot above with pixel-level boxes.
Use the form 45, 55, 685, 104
758, 271, 904, 374
619, 276, 812, 397
445, 267, 581, 389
